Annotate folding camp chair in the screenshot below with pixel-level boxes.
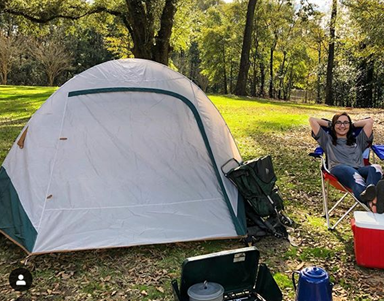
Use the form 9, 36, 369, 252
309, 125, 383, 230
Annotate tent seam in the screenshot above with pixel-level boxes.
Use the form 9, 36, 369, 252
37, 94, 70, 232
44, 197, 224, 211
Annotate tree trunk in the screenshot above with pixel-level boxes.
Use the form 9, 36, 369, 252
286, 67, 293, 100
47, 72, 54, 86
234, 0, 257, 96
316, 42, 322, 103
223, 44, 228, 94
365, 59, 374, 106
277, 51, 287, 100
269, 46, 274, 98
356, 51, 374, 108
251, 56, 257, 97
125, 0, 154, 60
188, 41, 199, 82
230, 61, 234, 93
0, 61, 8, 84
259, 60, 265, 97
126, 0, 177, 65
305, 73, 310, 102
223, 69, 228, 94
251, 30, 259, 97
325, 0, 337, 106
152, 0, 177, 65
0, 72, 7, 85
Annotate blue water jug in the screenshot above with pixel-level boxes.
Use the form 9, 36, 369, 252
292, 266, 333, 301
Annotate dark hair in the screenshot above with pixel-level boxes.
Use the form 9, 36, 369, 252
330, 112, 355, 146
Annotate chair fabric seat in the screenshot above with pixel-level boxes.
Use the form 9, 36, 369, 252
323, 171, 352, 193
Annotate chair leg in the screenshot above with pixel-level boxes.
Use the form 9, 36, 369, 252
321, 170, 331, 229
360, 201, 370, 212
326, 192, 370, 230
330, 202, 358, 230
329, 192, 349, 214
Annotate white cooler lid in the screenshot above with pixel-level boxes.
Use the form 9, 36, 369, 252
354, 211, 384, 230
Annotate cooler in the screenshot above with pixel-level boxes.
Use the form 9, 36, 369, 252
351, 211, 384, 269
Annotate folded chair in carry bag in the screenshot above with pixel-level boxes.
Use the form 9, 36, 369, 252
309, 124, 382, 230
222, 155, 292, 240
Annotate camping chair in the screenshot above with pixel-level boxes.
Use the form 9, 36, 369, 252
309, 124, 384, 230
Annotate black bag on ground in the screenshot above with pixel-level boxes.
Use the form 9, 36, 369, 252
223, 155, 292, 240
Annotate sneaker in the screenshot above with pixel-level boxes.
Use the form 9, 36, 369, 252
360, 184, 376, 204
376, 180, 384, 214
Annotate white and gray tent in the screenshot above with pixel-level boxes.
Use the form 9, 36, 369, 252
0, 59, 246, 254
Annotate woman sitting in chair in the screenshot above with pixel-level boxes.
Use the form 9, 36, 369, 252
309, 112, 384, 213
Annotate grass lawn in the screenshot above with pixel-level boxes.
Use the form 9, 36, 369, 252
1, 85, 384, 300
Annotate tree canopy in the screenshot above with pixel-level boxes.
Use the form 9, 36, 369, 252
1, 0, 384, 107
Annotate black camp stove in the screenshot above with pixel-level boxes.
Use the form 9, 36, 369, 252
224, 290, 265, 301
171, 246, 282, 301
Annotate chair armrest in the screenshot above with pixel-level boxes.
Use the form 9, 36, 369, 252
371, 145, 384, 160
309, 146, 324, 158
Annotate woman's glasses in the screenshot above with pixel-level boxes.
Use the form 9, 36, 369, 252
335, 121, 350, 126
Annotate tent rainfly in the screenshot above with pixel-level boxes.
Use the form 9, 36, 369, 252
0, 59, 246, 254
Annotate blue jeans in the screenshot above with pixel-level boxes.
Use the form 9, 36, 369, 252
331, 164, 383, 203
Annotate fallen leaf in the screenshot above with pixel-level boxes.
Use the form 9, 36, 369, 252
296, 262, 305, 271
141, 290, 148, 296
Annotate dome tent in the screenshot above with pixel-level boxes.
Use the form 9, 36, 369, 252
0, 59, 246, 254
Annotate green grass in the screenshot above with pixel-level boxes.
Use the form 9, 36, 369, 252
0, 85, 57, 161
1, 86, 384, 300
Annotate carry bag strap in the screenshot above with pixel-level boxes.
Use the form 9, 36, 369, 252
221, 158, 241, 175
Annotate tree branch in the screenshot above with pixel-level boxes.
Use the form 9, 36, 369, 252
3, 6, 123, 24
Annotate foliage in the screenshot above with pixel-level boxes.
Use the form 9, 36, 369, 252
171, 0, 197, 53
1, 87, 384, 300
198, 5, 226, 90
0, 31, 19, 84
343, 0, 384, 53
2, 0, 179, 65
1, 1, 384, 106
198, 1, 244, 94
63, 19, 118, 75
27, 32, 73, 86
336, 0, 384, 108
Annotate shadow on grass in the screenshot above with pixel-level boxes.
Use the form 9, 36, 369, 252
245, 119, 303, 134
218, 95, 347, 114
0, 92, 52, 101
0, 117, 30, 127
0, 85, 51, 90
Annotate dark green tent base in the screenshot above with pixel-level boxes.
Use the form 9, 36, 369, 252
0, 167, 37, 253
0, 229, 31, 254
